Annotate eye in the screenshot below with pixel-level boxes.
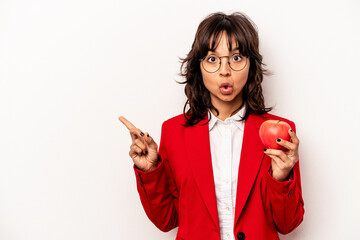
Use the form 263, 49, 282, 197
232, 54, 242, 62
206, 55, 218, 63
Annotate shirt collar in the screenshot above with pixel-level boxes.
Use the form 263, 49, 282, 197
208, 105, 246, 131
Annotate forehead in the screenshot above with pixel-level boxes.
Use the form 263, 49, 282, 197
208, 31, 239, 52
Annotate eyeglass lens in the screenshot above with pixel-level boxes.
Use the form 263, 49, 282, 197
202, 54, 247, 73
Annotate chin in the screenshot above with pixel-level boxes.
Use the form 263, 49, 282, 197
218, 94, 236, 101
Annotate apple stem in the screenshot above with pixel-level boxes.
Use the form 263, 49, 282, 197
277, 120, 282, 124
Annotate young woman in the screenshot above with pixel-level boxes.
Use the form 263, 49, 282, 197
119, 11, 304, 240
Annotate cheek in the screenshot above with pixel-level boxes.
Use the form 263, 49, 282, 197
201, 72, 216, 90
234, 71, 250, 89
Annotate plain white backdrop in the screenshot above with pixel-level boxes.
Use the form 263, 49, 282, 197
1, 0, 359, 239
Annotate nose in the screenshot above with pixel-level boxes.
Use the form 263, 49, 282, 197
218, 56, 231, 76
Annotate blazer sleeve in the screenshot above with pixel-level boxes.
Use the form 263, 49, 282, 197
132, 120, 179, 232
265, 120, 305, 234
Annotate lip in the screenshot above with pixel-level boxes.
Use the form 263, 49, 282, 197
219, 82, 233, 95
220, 82, 232, 88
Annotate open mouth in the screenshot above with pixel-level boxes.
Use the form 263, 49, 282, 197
220, 82, 233, 95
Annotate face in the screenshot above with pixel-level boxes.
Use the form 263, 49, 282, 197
200, 31, 250, 111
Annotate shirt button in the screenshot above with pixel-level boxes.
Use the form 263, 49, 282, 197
226, 206, 231, 211
226, 233, 231, 238
225, 179, 230, 184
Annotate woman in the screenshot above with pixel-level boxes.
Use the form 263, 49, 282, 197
119, 11, 304, 240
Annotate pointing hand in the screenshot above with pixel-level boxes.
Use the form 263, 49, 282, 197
119, 116, 159, 172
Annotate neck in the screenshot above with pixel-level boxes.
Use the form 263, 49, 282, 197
210, 96, 243, 121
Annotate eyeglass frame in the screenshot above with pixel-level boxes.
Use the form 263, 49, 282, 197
199, 53, 248, 73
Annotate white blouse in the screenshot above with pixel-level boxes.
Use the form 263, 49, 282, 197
208, 106, 246, 240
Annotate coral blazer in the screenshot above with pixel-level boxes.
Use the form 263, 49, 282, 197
133, 112, 304, 240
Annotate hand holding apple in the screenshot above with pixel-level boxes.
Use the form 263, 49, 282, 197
260, 120, 300, 182
259, 120, 291, 152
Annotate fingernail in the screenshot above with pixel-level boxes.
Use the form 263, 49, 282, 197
264, 148, 267, 152
277, 138, 281, 142
140, 132, 144, 136
290, 129, 293, 132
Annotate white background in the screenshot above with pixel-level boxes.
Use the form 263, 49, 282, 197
1, 0, 359, 239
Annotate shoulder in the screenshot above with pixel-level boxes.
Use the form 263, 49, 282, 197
160, 113, 209, 131
161, 113, 187, 129
161, 112, 297, 131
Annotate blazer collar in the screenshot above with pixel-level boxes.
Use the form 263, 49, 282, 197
184, 112, 266, 231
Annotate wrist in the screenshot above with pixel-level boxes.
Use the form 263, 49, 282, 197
146, 164, 157, 172
271, 168, 291, 182
145, 155, 160, 172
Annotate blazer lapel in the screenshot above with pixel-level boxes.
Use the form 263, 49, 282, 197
184, 115, 220, 230
234, 113, 267, 226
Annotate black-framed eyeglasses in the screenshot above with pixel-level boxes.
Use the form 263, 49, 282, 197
199, 53, 248, 73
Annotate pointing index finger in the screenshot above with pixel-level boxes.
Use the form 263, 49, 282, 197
119, 116, 147, 142
118, 116, 136, 130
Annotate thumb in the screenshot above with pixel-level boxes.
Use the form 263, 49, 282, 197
144, 132, 157, 149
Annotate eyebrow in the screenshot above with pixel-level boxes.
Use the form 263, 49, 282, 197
208, 47, 240, 54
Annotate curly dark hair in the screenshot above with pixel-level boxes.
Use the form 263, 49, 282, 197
177, 11, 273, 127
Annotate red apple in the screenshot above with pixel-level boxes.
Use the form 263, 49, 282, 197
259, 120, 291, 151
